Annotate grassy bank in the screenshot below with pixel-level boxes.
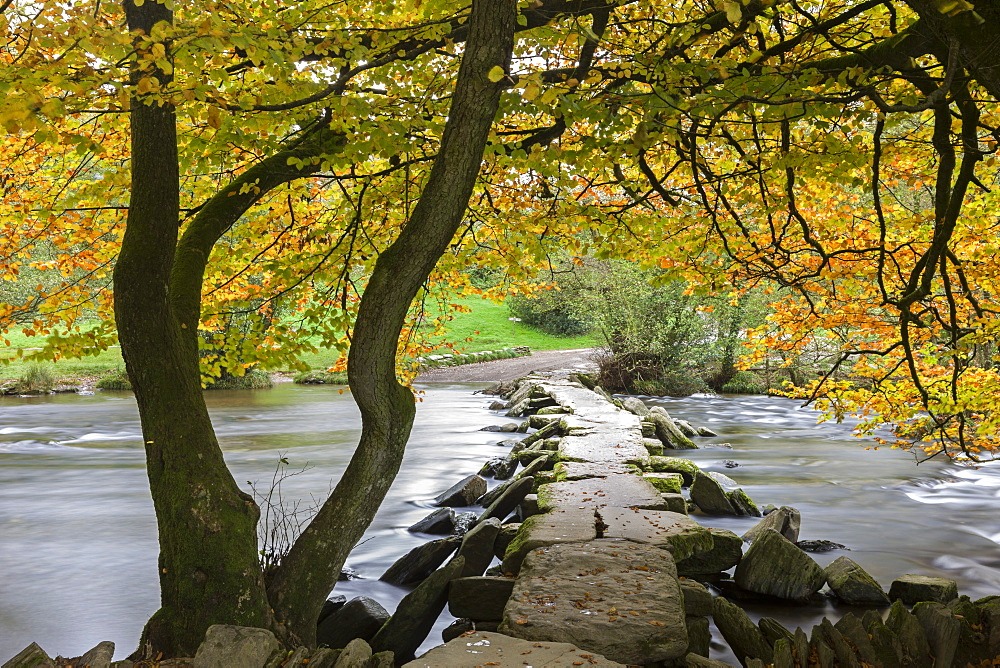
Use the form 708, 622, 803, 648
1, 296, 600, 387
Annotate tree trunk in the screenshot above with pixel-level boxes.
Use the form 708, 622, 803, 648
266, 0, 517, 645
116, 0, 273, 657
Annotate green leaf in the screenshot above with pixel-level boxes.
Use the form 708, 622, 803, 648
487, 65, 506, 83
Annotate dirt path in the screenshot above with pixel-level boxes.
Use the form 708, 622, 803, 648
415, 348, 599, 383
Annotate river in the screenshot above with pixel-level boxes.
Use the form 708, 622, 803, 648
1, 383, 998, 662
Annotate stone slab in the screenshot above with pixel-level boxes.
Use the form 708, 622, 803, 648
558, 431, 649, 465
501, 508, 597, 573
553, 461, 637, 481
599, 507, 716, 561
499, 540, 688, 665
537, 474, 668, 513
403, 631, 625, 667
537, 381, 628, 418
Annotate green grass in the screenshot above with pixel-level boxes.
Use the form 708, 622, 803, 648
420, 296, 600, 353
1, 329, 125, 385
1, 297, 600, 383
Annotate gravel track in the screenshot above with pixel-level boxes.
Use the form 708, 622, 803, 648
415, 348, 599, 383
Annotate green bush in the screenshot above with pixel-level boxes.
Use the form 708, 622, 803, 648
96, 369, 133, 391
507, 290, 591, 337
206, 369, 273, 390
293, 370, 349, 385
721, 370, 765, 394
19, 363, 56, 392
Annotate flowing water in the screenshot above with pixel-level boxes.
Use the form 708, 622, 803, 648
1, 384, 999, 662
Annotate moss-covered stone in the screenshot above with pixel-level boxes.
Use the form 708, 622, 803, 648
642, 456, 701, 485
676, 527, 742, 576
501, 508, 597, 574
824, 556, 889, 606
889, 574, 958, 605
727, 488, 761, 517
734, 529, 824, 600
643, 472, 683, 494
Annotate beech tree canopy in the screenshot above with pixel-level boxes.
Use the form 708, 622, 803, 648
3, 0, 1000, 656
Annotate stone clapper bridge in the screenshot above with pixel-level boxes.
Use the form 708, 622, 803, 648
409, 372, 732, 667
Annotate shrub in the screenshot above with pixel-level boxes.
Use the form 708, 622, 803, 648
721, 370, 765, 394
507, 290, 591, 337
293, 370, 349, 385
205, 369, 273, 390
18, 363, 56, 393
96, 369, 133, 391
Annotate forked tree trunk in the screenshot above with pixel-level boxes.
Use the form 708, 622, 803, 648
116, 0, 273, 658
118, 0, 516, 656
265, 0, 517, 645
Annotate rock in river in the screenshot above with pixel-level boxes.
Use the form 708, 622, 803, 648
734, 528, 825, 601
434, 474, 487, 507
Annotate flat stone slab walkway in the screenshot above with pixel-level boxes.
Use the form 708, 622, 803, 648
557, 430, 649, 465
538, 474, 668, 512
404, 631, 625, 667
499, 540, 688, 666
554, 461, 636, 480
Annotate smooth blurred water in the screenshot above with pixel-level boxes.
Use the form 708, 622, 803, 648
645, 393, 1000, 660
2, 386, 999, 662
0, 383, 510, 660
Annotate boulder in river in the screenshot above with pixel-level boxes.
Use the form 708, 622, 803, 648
370, 556, 466, 663
690, 472, 736, 515
676, 527, 743, 576
479, 475, 534, 525
728, 488, 761, 517
674, 418, 699, 437
712, 596, 774, 666
734, 528, 825, 601
796, 539, 847, 553
317, 594, 348, 626
647, 408, 697, 449
889, 574, 959, 605
742, 506, 800, 543
621, 396, 650, 417
433, 475, 487, 507
194, 625, 279, 668
379, 536, 460, 586
643, 456, 701, 485
454, 516, 500, 577
407, 507, 457, 534
824, 556, 890, 605
316, 596, 390, 650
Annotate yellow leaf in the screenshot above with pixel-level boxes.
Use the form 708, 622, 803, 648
207, 106, 222, 129
136, 77, 153, 94
723, 1, 741, 23
487, 65, 506, 83
522, 83, 540, 101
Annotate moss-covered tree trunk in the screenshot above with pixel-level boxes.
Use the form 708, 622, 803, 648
265, 0, 517, 645
115, 0, 275, 658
